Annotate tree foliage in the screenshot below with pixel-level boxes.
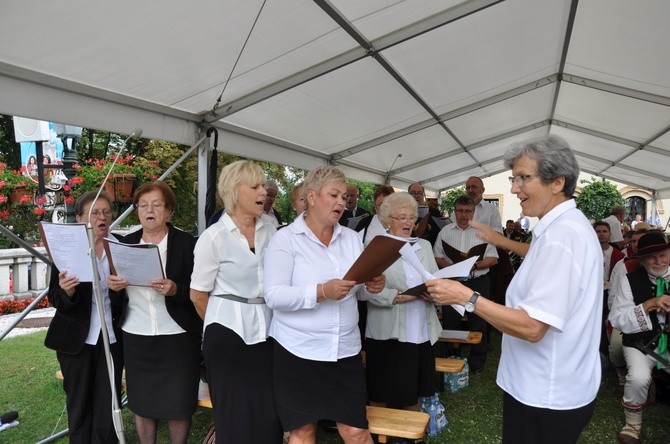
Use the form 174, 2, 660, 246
440, 186, 466, 215
575, 178, 624, 221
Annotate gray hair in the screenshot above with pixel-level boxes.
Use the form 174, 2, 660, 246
303, 166, 346, 197
265, 180, 279, 192
503, 135, 579, 197
378, 192, 418, 227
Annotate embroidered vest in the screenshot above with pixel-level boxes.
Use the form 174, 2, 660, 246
622, 267, 662, 348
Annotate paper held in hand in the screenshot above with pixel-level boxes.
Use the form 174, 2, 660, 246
103, 237, 165, 286
39, 221, 94, 281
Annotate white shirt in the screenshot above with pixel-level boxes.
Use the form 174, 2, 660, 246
190, 211, 276, 345
122, 235, 184, 336
86, 250, 117, 345
433, 224, 498, 278
608, 259, 629, 310
609, 269, 669, 335
264, 213, 363, 361
474, 201, 503, 232
603, 215, 624, 242
497, 199, 602, 409
360, 214, 387, 244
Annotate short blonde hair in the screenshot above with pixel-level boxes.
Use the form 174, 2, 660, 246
217, 160, 266, 213
303, 166, 346, 198
378, 192, 418, 227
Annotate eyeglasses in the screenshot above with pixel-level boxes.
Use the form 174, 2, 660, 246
89, 209, 112, 218
389, 215, 418, 224
508, 175, 538, 186
137, 201, 166, 211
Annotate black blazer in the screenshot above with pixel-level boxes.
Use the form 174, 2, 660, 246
120, 223, 202, 334
44, 234, 127, 355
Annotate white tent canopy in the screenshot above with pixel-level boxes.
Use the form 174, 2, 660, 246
1, 0, 669, 198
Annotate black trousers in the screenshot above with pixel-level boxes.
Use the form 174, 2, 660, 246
57, 337, 123, 444
502, 391, 596, 444
441, 274, 490, 370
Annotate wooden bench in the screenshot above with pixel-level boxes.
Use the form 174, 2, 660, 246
438, 330, 483, 345
435, 357, 465, 392
197, 382, 429, 443
435, 357, 465, 374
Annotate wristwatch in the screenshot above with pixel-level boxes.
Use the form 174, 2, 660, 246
464, 291, 481, 313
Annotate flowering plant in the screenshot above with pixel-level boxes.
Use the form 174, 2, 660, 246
67, 154, 161, 201
0, 162, 39, 195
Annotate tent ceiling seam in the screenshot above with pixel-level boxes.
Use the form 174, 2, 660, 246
208, 0, 503, 121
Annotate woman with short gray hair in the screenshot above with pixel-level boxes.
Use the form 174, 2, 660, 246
427, 136, 602, 443
360, 191, 441, 411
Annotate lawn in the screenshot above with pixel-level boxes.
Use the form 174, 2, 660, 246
0, 331, 668, 443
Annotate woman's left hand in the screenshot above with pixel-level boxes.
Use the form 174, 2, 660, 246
149, 279, 176, 296
365, 275, 386, 294
425, 278, 469, 305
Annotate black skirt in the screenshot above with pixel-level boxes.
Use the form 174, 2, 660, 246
123, 331, 201, 419
273, 341, 368, 431
202, 323, 283, 444
365, 338, 436, 408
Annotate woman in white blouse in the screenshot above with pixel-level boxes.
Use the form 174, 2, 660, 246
190, 160, 283, 443
264, 166, 384, 444
359, 192, 441, 411
108, 181, 201, 443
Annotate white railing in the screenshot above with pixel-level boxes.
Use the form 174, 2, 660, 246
0, 247, 49, 300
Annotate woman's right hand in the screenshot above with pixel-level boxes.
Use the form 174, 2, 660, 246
107, 275, 129, 292
321, 279, 357, 301
58, 270, 79, 298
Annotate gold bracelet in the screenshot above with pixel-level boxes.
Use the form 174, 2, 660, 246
320, 282, 327, 300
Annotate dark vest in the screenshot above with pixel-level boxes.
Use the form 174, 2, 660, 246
622, 267, 663, 348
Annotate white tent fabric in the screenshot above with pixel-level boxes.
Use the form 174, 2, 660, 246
1, 0, 669, 196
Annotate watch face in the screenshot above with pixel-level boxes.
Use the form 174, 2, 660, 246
464, 302, 475, 313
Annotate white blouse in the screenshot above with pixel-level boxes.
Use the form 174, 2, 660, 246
122, 235, 184, 336
264, 213, 364, 362
190, 211, 276, 345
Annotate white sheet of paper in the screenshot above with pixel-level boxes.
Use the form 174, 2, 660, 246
39, 222, 94, 281
439, 329, 470, 340
398, 244, 473, 316
104, 238, 164, 286
347, 214, 366, 229
433, 256, 479, 280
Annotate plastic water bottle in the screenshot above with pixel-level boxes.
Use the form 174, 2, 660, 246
434, 394, 448, 431
427, 396, 438, 437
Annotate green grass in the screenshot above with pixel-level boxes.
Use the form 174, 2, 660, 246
1, 331, 668, 443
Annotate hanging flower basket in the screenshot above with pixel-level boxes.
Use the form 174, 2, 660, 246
9, 186, 35, 204
104, 173, 136, 202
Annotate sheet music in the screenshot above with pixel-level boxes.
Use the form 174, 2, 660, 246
39, 222, 94, 281
399, 246, 472, 315
347, 214, 367, 229
103, 237, 165, 286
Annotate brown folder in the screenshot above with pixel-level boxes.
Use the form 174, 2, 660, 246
442, 241, 487, 264
343, 236, 406, 283
414, 213, 431, 239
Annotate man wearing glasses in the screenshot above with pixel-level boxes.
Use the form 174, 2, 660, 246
408, 182, 442, 245
433, 195, 498, 373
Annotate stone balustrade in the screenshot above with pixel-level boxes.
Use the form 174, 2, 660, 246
0, 248, 49, 300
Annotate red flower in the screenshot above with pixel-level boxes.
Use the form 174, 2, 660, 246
0, 210, 10, 220
64, 196, 75, 205
35, 195, 47, 205
34, 208, 46, 216
0, 195, 7, 203
20, 194, 32, 204
63, 185, 71, 192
